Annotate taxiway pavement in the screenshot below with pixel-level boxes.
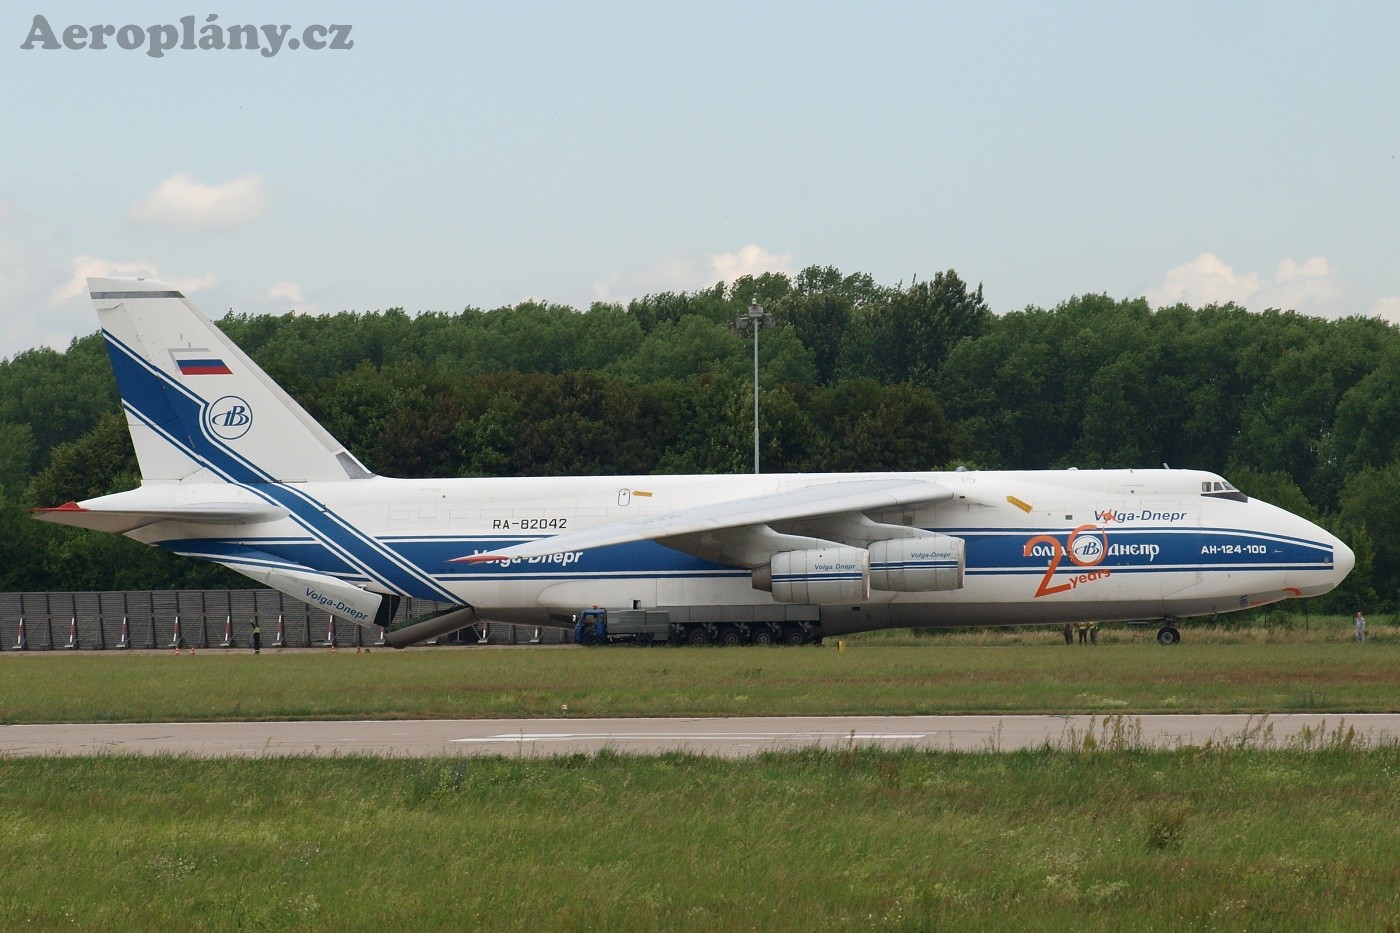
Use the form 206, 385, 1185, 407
2, 713, 1397, 757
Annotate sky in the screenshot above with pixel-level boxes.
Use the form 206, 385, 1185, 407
2, 1, 1399, 358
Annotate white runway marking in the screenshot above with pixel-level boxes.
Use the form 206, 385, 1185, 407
452, 731, 929, 743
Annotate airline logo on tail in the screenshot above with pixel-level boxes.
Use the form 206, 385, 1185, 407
207, 395, 253, 439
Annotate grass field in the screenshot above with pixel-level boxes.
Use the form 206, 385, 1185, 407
0, 624, 1396, 723
5, 620, 1396, 930
1, 745, 1396, 930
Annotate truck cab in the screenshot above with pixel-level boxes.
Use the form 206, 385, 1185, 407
573, 608, 608, 646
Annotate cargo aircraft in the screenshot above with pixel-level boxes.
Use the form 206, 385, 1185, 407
35, 278, 1354, 646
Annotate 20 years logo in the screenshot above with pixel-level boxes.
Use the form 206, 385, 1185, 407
1023, 524, 1111, 598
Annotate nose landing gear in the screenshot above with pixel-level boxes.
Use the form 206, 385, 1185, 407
1156, 623, 1181, 645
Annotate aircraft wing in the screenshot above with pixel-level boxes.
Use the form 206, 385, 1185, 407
454, 478, 952, 564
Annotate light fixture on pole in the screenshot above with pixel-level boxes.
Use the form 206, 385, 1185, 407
734, 302, 775, 473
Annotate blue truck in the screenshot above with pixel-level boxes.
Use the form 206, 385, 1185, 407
572, 608, 673, 646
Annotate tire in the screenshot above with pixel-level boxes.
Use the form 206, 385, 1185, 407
585, 634, 604, 647
752, 627, 776, 647
636, 633, 654, 646
1156, 626, 1181, 646
780, 625, 806, 647
686, 626, 711, 646
718, 626, 744, 647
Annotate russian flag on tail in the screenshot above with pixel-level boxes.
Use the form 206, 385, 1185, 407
175, 355, 232, 375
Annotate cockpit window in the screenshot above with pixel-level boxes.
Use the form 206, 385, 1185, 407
1202, 479, 1247, 502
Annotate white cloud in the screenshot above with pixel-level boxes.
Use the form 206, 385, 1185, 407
1372, 296, 1400, 324
592, 254, 704, 302
709, 244, 795, 283
49, 255, 217, 306
258, 280, 314, 314
128, 172, 271, 231
1266, 256, 1348, 313
264, 280, 306, 304
1144, 252, 1349, 315
592, 244, 795, 303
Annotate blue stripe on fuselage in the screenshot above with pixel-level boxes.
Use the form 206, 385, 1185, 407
950, 526, 1332, 573
155, 523, 1335, 598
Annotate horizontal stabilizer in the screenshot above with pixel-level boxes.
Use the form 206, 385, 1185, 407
33, 493, 285, 534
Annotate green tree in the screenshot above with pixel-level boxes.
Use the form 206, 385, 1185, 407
1326, 340, 1400, 480
804, 380, 959, 472
26, 413, 137, 507
1339, 461, 1400, 605
839, 271, 990, 384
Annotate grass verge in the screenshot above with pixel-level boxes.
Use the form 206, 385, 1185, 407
2, 637, 1398, 723
1, 744, 1396, 930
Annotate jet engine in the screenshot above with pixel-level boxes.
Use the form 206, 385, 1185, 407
752, 547, 870, 603
869, 535, 965, 592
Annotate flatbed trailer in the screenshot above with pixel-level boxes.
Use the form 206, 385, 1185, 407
572, 606, 823, 646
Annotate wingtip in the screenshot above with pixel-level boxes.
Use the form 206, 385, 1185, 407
31, 501, 85, 514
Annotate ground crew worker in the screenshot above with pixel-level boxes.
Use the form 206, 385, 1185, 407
251, 619, 262, 654
1355, 611, 1366, 644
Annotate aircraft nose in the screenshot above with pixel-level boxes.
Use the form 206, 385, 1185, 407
1333, 535, 1356, 582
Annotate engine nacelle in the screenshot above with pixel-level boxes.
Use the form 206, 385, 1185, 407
753, 547, 871, 604
869, 535, 964, 592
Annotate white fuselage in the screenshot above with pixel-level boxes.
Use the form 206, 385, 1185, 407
131, 467, 1353, 634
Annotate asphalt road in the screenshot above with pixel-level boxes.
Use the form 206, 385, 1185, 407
2, 713, 1397, 757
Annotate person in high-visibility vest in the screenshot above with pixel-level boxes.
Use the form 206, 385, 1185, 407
251, 619, 262, 654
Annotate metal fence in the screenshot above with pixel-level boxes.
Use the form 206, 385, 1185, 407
0, 590, 569, 649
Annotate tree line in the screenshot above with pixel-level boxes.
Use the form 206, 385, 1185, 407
1, 267, 1394, 611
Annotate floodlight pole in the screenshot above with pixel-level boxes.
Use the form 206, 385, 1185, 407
736, 303, 774, 474
753, 311, 760, 472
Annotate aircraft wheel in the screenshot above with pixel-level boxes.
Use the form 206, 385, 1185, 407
752, 627, 776, 647
687, 627, 711, 646
1156, 626, 1181, 646
780, 625, 806, 647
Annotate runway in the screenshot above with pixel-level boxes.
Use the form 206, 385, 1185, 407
2, 713, 1397, 757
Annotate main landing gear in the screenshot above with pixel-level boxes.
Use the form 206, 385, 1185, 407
1156, 624, 1181, 645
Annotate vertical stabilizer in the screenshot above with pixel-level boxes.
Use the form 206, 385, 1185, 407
89, 277, 372, 484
